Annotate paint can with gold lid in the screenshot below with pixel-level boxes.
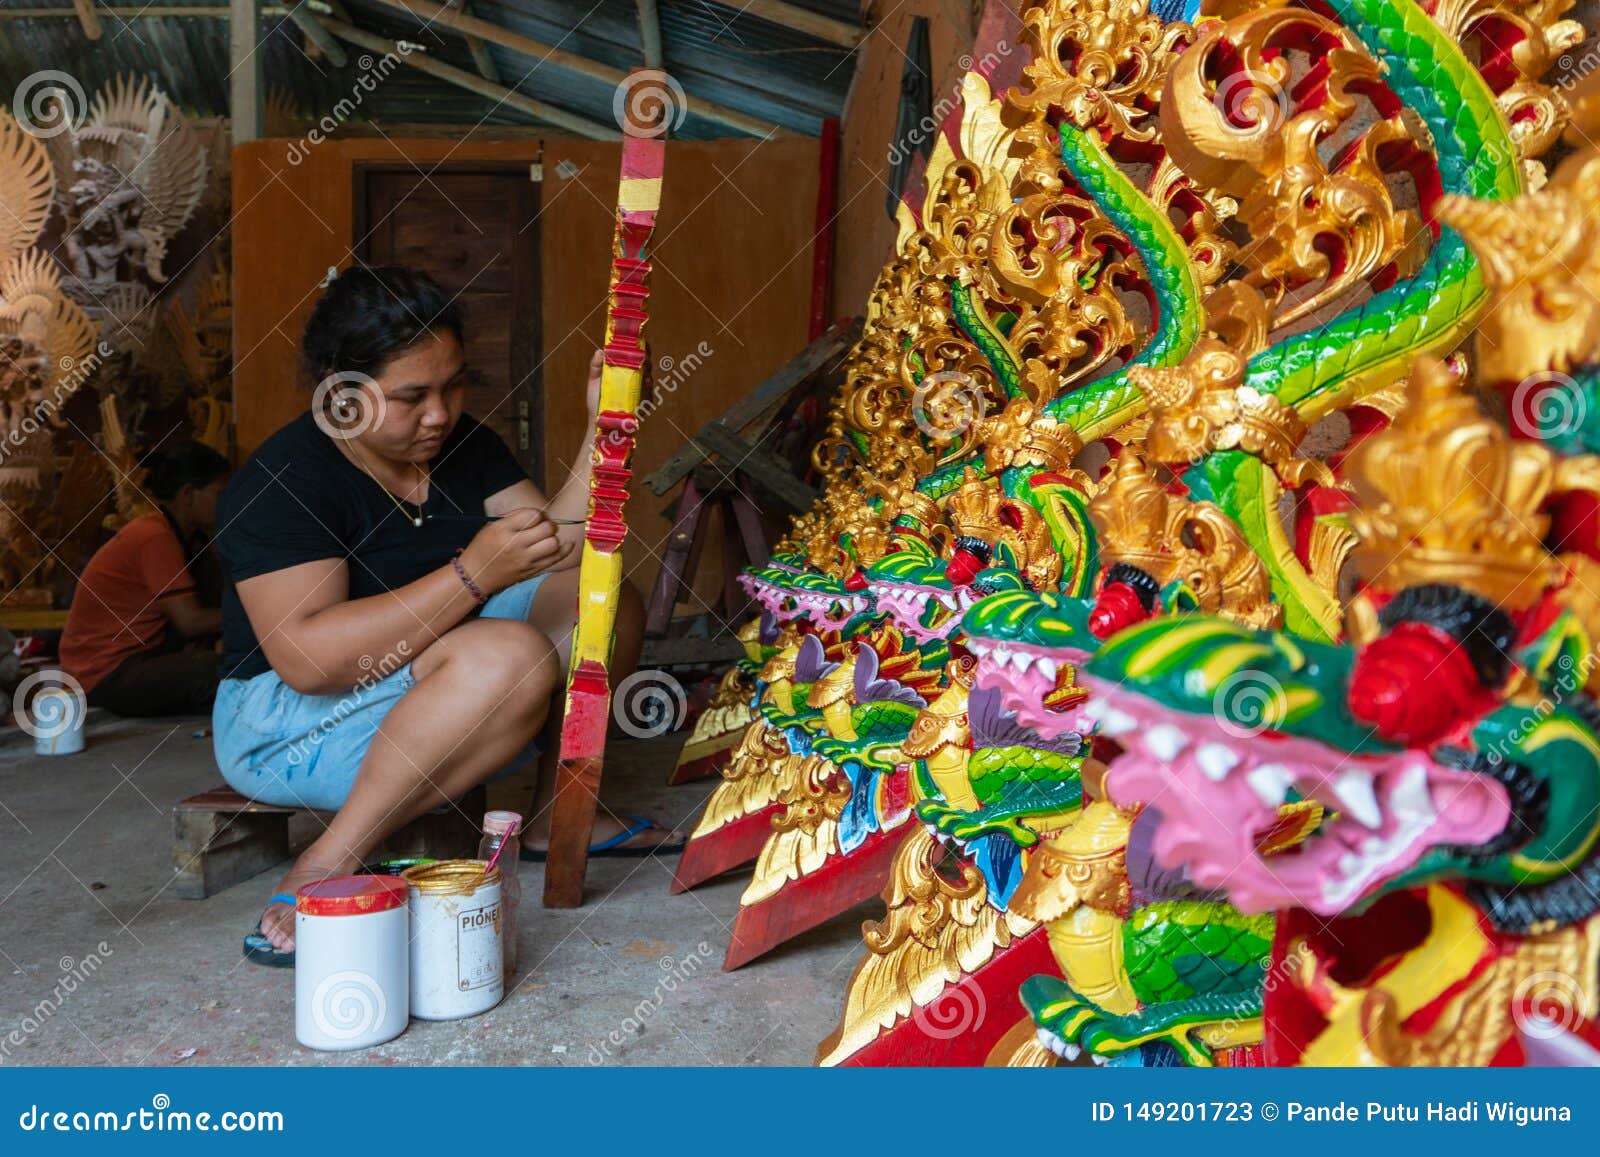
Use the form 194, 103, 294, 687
402, 860, 503, 1020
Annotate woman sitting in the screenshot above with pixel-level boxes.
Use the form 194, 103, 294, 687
60, 441, 228, 716
214, 266, 676, 966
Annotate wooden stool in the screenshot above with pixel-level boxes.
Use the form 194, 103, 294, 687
172, 784, 487, 900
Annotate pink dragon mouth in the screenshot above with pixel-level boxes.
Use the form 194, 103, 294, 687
1082, 675, 1511, 915
873, 581, 973, 643
739, 576, 868, 630
966, 636, 1094, 742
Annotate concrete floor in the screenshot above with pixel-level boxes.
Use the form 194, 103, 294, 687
0, 713, 875, 1066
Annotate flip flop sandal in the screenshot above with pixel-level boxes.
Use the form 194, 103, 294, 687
521, 815, 687, 862
242, 893, 297, 968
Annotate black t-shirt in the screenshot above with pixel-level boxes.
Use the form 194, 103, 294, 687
217, 411, 529, 680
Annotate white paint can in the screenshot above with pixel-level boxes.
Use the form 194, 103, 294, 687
294, 875, 410, 1052
32, 687, 85, 755
403, 860, 504, 1020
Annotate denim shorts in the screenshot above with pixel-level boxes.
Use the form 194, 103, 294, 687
212, 575, 549, 811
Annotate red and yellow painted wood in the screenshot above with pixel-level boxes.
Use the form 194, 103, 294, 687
543, 126, 666, 908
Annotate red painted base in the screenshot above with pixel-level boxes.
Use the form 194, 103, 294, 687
666, 745, 735, 786
722, 825, 902, 971
668, 805, 780, 894
832, 925, 1055, 1066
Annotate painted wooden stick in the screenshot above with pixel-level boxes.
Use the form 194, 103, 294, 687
543, 118, 666, 908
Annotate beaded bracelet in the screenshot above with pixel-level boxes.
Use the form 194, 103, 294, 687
452, 549, 487, 606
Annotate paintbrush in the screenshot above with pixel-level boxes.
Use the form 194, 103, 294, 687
427, 512, 581, 524
484, 819, 518, 877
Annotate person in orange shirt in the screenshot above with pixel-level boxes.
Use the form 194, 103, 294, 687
60, 441, 229, 715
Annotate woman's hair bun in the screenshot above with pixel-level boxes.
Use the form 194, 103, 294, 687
301, 265, 464, 384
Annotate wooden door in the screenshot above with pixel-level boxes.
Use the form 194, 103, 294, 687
357, 167, 542, 483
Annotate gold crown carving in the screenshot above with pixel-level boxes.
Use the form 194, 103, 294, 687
1438, 143, 1600, 385
1087, 451, 1179, 579
977, 398, 1085, 475
1131, 339, 1310, 468
1087, 450, 1279, 626
1344, 356, 1562, 609
945, 472, 1064, 591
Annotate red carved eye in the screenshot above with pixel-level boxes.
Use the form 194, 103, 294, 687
1347, 622, 1481, 746
999, 504, 1024, 530
945, 549, 984, 588
1088, 581, 1150, 639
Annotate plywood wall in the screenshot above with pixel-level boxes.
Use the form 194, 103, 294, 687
231, 137, 542, 454
830, 0, 1008, 312
233, 134, 822, 589
536, 137, 821, 579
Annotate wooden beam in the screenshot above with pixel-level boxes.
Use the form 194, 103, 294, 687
693, 421, 818, 513
230, 0, 262, 144
635, 0, 662, 70
446, 0, 501, 85
713, 0, 863, 49
644, 317, 860, 496
0, 5, 291, 15
287, 1, 346, 66
69, 0, 102, 38
367, 0, 782, 137
319, 17, 621, 140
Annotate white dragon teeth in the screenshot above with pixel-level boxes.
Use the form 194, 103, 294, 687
1333, 770, 1382, 830
1078, 697, 1106, 722
1390, 762, 1435, 824
1145, 724, 1188, 761
1036, 657, 1058, 681
1062, 1041, 1082, 1061
1010, 651, 1032, 672
1196, 743, 1239, 781
1090, 1053, 1109, 1067
1245, 763, 1295, 806
1036, 1028, 1071, 1059
1100, 707, 1137, 736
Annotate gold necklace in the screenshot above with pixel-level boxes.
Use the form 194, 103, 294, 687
343, 441, 431, 528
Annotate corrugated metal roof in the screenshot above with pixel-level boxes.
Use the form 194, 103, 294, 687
0, 0, 859, 136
